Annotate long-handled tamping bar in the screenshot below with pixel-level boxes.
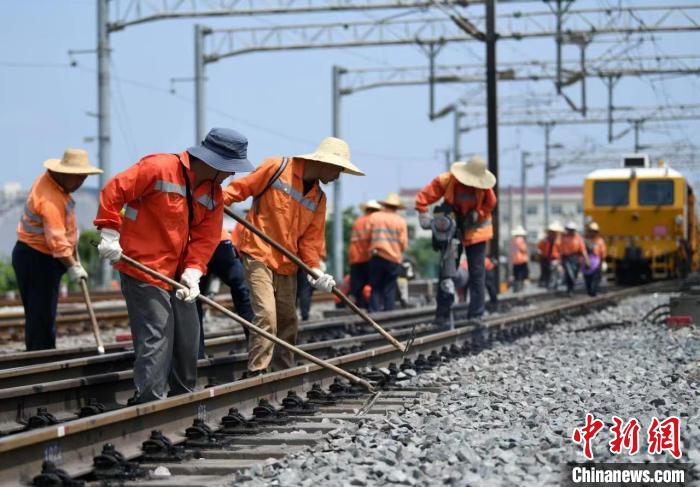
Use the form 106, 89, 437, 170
224, 207, 408, 353
116, 252, 375, 392
79, 278, 105, 354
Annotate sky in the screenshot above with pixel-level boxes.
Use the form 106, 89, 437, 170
1, 0, 698, 208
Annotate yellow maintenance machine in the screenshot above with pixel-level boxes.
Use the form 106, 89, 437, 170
583, 154, 699, 283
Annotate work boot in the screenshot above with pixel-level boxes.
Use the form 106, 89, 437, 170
240, 369, 266, 380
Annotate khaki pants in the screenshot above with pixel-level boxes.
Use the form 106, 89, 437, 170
242, 254, 299, 372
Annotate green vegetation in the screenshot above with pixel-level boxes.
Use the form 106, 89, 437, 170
405, 237, 439, 279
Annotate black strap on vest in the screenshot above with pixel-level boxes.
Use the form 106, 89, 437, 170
253, 157, 289, 213
177, 155, 194, 229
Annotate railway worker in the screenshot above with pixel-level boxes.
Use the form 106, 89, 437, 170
560, 221, 590, 296
13, 149, 102, 351
223, 137, 364, 377
368, 193, 409, 312
195, 223, 256, 358
509, 225, 529, 293
583, 221, 607, 297
349, 200, 382, 308
415, 156, 497, 320
537, 221, 563, 289
94, 128, 253, 403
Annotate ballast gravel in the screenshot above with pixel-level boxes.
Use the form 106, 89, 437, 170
228, 293, 699, 486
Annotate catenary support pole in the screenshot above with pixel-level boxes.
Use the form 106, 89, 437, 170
453, 110, 462, 161
486, 0, 500, 292
520, 151, 528, 230
332, 65, 343, 282
543, 122, 553, 230
194, 24, 206, 143
97, 0, 112, 290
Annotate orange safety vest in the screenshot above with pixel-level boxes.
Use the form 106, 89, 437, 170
94, 151, 224, 290
560, 233, 586, 257
588, 235, 607, 259
509, 236, 529, 265
17, 171, 77, 258
368, 210, 408, 264
349, 213, 373, 265
537, 236, 561, 260
223, 157, 326, 275
415, 172, 497, 246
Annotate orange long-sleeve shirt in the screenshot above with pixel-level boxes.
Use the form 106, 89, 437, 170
349, 213, 373, 265
509, 236, 529, 265
414, 172, 497, 246
560, 233, 586, 257
537, 236, 561, 261
17, 171, 77, 258
223, 157, 326, 275
588, 235, 607, 260
368, 210, 408, 264
94, 151, 223, 290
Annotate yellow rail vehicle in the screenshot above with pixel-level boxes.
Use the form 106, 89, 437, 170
583, 155, 699, 283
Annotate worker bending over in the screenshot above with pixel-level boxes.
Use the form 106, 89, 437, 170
367, 193, 408, 312
223, 137, 364, 377
14, 149, 102, 350
95, 128, 252, 403
349, 200, 382, 308
416, 156, 497, 320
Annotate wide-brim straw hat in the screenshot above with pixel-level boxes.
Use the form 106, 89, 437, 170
380, 192, 405, 209
296, 137, 365, 176
43, 149, 102, 175
511, 225, 527, 237
450, 155, 496, 189
588, 222, 600, 232
361, 199, 382, 212
547, 221, 564, 233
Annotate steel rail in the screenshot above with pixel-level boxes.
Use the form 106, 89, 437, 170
0, 282, 671, 483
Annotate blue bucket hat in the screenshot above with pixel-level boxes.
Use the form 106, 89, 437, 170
187, 128, 254, 173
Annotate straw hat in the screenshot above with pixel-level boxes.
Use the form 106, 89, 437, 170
449, 155, 496, 189
43, 149, 102, 175
380, 192, 405, 209
588, 221, 600, 232
296, 137, 365, 176
547, 221, 564, 233
361, 199, 382, 212
564, 221, 578, 231
511, 225, 527, 237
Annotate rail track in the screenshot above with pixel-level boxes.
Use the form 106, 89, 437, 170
0, 281, 673, 485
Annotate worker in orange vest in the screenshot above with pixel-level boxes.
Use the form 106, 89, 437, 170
13, 149, 102, 351
509, 225, 529, 292
415, 155, 497, 320
95, 128, 252, 403
537, 221, 563, 289
223, 137, 364, 377
583, 221, 607, 296
560, 221, 590, 296
349, 199, 382, 308
367, 193, 408, 312
455, 255, 498, 310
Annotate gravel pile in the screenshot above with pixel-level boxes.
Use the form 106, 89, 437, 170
229, 293, 699, 486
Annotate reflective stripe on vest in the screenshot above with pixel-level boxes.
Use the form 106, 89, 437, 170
154, 179, 187, 197
372, 228, 401, 243
123, 204, 139, 221
271, 179, 319, 212
22, 204, 44, 234
24, 204, 42, 223
21, 219, 44, 234
476, 219, 492, 229
65, 198, 76, 216
195, 194, 215, 211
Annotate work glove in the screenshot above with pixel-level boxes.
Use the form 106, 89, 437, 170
307, 268, 336, 293
67, 264, 88, 282
98, 228, 123, 263
601, 261, 608, 273
175, 268, 203, 303
418, 212, 432, 230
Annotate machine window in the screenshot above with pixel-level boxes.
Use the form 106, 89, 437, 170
638, 180, 674, 206
593, 181, 629, 206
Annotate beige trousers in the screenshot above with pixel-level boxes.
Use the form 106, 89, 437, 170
242, 254, 299, 372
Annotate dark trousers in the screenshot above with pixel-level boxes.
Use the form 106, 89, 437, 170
196, 240, 255, 358
465, 242, 487, 318
350, 262, 370, 308
512, 263, 529, 292
539, 259, 552, 287
296, 270, 314, 321
12, 241, 66, 351
584, 269, 601, 297
369, 255, 401, 312
484, 268, 498, 307
562, 254, 580, 293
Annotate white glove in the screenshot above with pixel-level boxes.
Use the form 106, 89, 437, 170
175, 268, 203, 303
601, 261, 608, 273
67, 264, 88, 282
98, 228, 123, 263
418, 212, 432, 230
307, 268, 336, 293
